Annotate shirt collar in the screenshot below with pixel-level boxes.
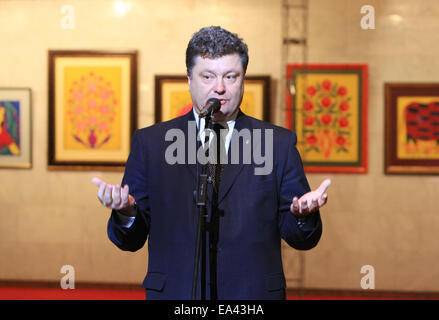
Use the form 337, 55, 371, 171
192, 107, 235, 131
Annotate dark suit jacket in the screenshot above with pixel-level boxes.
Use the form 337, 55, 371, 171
107, 110, 322, 300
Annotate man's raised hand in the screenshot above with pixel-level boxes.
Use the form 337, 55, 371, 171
92, 177, 137, 217
290, 179, 331, 217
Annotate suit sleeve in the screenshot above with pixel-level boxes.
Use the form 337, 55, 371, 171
107, 130, 151, 252
277, 131, 322, 250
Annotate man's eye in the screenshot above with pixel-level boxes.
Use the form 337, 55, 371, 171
203, 75, 211, 80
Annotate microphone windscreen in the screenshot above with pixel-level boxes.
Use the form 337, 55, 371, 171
206, 98, 221, 112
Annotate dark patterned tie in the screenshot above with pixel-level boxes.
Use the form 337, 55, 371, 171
208, 122, 226, 192
209, 122, 226, 301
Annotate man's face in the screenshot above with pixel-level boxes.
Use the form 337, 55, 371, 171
188, 53, 244, 123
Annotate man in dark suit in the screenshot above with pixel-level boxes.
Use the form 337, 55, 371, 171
92, 26, 330, 300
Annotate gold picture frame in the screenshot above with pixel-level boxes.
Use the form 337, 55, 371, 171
155, 75, 270, 123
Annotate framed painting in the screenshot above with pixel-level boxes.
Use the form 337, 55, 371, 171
0, 88, 32, 168
48, 50, 137, 171
385, 83, 439, 174
155, 75, 270, 123
286, 64, 368, 173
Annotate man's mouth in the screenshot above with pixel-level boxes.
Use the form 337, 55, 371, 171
219, 99, 228, 105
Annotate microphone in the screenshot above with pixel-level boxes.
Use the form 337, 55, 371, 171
199, 98, 221, 118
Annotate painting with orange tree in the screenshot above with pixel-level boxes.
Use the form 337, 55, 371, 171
64, 69, 121, 151
48, 51, 137, 169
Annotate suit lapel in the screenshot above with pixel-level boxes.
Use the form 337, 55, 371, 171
218, 111, 250, 204
179, 109, 198, 180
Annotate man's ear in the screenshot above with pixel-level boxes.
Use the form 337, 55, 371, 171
187, 73, 191, 87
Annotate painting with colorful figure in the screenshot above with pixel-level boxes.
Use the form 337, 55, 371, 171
0, 100, 20, 155
0, 88, 31, 168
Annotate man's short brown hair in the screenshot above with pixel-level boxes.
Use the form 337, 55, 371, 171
186, 26, 249, 77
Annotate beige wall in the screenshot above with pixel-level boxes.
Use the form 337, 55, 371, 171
1, 0, 438, 293
0, 0, 282, 285
304, 0, 439, 292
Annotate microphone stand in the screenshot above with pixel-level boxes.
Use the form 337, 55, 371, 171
191, 113, 214, 300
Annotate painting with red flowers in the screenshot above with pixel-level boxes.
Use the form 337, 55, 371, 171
385, 83, 439, 174
286, 64, 368, 173
48, 51, 137, 170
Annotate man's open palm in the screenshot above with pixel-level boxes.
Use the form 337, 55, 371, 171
290, 179, 331, 217
92, 177, 136, 217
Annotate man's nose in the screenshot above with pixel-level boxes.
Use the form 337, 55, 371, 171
214, 78, 226, 94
